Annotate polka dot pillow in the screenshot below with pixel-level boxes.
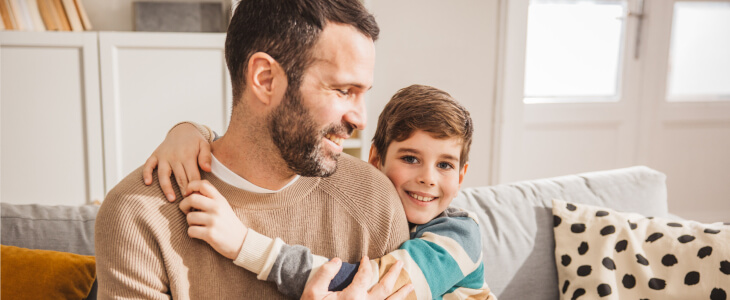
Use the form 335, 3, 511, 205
552, 199, 730, 300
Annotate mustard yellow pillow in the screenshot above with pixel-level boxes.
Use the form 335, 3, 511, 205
1, 245, 96, 299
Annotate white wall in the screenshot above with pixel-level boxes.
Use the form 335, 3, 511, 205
368, 0, 500, 188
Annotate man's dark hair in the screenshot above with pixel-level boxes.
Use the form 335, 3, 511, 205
226, 0, 379, 104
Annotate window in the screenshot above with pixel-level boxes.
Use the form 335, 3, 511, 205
523, 0, 627, 103
666, 2, 730, 101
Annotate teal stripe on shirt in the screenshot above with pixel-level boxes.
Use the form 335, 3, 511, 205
400, 239, 463, 298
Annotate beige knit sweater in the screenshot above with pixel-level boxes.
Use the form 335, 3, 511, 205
95, 154, 410, 299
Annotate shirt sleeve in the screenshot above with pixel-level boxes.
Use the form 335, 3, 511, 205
232, 212, 492, 300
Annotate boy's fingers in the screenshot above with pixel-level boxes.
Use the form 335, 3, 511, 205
198, 140, 212, 172
190, 180, 223, 201
179, 194, 215, 214
142, 156, 158, 185
172, 162, 188, 194
183, 160, 201, 189
308, 258, 342, 293
157, 163, 176, 202
185, 211, 211, 226
187, 225, 208, 241
386, 284, 413, 300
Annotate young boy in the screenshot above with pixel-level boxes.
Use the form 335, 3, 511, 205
144, 84, 496, 300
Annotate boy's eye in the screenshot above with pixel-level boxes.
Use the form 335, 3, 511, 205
400, 156, 418, 164
437, 162, 455, 170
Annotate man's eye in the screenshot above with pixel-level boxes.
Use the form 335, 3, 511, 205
401, 156, 418, 164
336, 89, 349, 96
437, 162, 454, 170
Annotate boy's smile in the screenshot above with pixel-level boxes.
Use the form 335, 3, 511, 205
377, 130, 468, 224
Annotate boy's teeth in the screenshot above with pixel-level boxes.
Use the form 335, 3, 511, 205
325, 134, 343, 146
409, 192, 434, 202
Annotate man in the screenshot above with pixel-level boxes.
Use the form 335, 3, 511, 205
94, 0, 410, 298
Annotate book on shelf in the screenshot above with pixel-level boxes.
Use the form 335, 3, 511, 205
0, 0, 89, 31
26, 0, 47, 31
0, 0, 16, 30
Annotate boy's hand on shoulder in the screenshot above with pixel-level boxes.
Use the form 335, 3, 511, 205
179, 180, 246, 260
142, 122, 212, 202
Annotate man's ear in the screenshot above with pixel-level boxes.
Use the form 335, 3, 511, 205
458, 162, 469, 186
368, 144, 382, 169
246, 52, 286, 106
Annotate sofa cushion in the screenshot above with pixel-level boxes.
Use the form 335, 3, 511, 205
451, 166, 668, 300
1, 203, 99, 255
0, 245, 97, 299
552, 199, 729, 300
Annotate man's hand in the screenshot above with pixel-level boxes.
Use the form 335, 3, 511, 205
301, 256, 414, 300
142, 123, 213, 201
179, 180, 246, 260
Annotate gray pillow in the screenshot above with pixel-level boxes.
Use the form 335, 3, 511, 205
1, 203, 99, 256
451, 166, 668, 300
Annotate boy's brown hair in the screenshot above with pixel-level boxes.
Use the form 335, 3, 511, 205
372, 84, 473, 169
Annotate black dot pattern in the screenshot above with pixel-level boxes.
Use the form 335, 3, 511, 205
661, 254, 678, 267
571, 288, 585, 300
711, 288, 727, 300
602, 257, 616, 270
615, 240, 628, 253
561, 254, 572, 266
600, 225, 616, 236
622, 274, 636, 289
597, 284, 612, 297
684, 271, 700, 286
678, 235, 696, 243
648, 278, 666, 290
571, 224, 586, 233
578, 242, 589, 255
698, 246, 713, 259
645, 233, 663, 243
553, 200, 730, 300
721, 261, 730, 275
577, 265, 592, 277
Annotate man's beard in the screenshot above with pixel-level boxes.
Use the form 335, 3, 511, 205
267, 86, 353, 177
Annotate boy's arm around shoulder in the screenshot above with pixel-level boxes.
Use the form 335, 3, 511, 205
95, 168, 174, 299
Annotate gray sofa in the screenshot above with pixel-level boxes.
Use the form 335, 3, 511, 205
1, 166, 668, 299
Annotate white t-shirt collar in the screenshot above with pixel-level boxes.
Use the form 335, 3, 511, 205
210, 154, 300, 194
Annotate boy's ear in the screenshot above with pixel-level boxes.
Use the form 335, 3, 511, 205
368, 144, 382, 169
247, 52, 286, 106
458, 163, 469, 186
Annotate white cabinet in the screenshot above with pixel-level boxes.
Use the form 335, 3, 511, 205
1, 31, 368, 205
1, 31, 231, 205
1, 32, 104, 206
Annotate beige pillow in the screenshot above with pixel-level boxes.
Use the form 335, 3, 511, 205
552, 199, 729, 300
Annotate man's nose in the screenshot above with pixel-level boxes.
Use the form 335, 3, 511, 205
344, 96, 366, 130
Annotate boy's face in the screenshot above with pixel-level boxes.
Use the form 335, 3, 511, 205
373, 130, 468, 224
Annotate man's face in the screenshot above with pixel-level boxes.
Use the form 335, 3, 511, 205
268, 23, 376, 177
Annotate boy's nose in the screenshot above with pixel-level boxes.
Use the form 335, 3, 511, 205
418, 169, 437, 187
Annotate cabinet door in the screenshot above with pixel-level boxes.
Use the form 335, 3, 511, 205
99, 32, 232, 191
0, 32, 104, 205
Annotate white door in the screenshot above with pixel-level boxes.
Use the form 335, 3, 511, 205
497, 0, 644, 182
496, 0, 729, 222
638, 0, 730, 222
